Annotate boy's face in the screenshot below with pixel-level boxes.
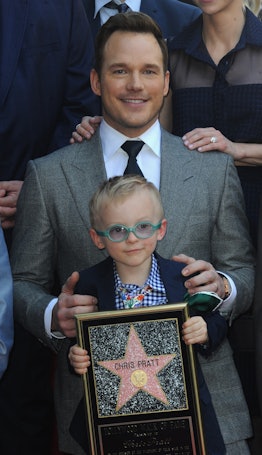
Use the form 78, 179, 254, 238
90, 31, 169, 138
90, 190, 167, 271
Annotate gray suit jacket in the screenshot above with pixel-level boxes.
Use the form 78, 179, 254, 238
11, 129, 254, 454
254, 198, 262, 414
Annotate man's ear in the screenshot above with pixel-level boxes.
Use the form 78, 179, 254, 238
90, 68, 101, 96
157, 218, 167, 241
89, 228, 105, 249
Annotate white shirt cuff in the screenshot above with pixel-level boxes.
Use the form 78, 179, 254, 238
217, 271, 237, 316
44, 298, 66, 339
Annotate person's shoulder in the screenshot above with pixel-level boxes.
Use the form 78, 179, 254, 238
76, 256, 112, 293
154, 252, 185, 273
158, 0, 200, 13
31, 134, 99, 170
167, 15, 202, 49
161, 128, 234, 169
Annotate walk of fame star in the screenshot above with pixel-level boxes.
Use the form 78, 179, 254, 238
97, 324, 176, 411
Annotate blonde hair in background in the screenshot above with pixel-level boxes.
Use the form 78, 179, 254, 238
245, 0, 261, 15
89, 175, 164, 229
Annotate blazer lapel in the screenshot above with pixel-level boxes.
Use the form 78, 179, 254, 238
158, 129, 204, 258
82, 0, 101, 37
96, 257, 116, 312
155, 253, 186, 303
0, 0, 29, 107
61, 133, 107, 229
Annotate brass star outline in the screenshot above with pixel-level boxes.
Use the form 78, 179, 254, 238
98, 324, 175, 411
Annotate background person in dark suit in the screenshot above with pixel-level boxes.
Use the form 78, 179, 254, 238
82, 0, 201, 39
255, 198, 262, 418
0, 1, 99, 454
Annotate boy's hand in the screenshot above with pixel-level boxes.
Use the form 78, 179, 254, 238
182, 316, 208, 345
68, 344, 90, 375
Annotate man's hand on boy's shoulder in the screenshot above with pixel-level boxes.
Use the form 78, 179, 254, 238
173, 254, 225, 297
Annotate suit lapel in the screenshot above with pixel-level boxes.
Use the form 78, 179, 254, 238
158, 130, 204, 258
0, 0, 29, 107
96, 257, 116, 312
61, 133, 107, 229
82, 0, 101, 37
156, 253, 186, 302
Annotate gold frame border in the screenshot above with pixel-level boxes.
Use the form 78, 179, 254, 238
75, 303, 206, 455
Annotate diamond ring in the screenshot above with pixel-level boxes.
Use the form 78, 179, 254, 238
210, 136, 217, 143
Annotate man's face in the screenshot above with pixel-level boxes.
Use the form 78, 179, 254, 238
91, 31, 169, 137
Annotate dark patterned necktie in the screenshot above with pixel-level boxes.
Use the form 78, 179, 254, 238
122, 141, 144, 176
104, 1, 129, 13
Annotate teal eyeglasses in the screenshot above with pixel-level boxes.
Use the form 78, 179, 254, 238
95, 221, 162, 242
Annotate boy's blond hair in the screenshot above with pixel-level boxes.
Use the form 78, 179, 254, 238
89, 175, 164, 229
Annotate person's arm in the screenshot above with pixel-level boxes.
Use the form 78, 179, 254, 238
0, 181, 23, 229
182, 127, 262, 165
182, 311, 228, 357
10, 160, 97, 352
70, 116, 102, 143
47, 0, 100, 151
173, 155, 255, 323
0, 227, 13, 378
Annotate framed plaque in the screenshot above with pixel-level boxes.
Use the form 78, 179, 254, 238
75, 303, 206, 455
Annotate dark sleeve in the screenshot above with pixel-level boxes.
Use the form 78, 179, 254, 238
197, 310, 228, 357
48, 0, 100, 151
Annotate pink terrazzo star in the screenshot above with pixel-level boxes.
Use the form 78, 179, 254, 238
98, 324, 175, 411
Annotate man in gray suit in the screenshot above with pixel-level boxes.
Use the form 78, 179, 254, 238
11, 12, 254, 455
255, 198, 262, 415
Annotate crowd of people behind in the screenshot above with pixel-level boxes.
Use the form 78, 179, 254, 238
0, 1, 261, 455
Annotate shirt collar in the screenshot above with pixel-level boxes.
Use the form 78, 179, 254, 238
100, 119, 161, 161
168, 8, 262, 59
94, 0, 141, 18
114, 254, 165, 292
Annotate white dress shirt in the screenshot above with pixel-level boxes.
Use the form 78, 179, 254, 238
100, 119, 161, 188
95, 0, 141, 25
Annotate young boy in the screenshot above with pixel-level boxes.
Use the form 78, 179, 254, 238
69, 175, 226, 454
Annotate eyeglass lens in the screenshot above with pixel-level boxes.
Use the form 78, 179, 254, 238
109, 223, 155, 241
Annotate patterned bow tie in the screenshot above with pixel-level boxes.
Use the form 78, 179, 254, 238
118, 284, 153, 309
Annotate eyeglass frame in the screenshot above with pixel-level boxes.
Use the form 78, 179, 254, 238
95, 221, 162, 242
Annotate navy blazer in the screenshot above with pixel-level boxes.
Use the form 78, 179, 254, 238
0, 0, 99, 181
70, 253, 226, 454
82, 0, 201, 39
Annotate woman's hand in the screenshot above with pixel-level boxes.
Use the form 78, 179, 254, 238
182, 127, 237, 158
70, 115, 102, 143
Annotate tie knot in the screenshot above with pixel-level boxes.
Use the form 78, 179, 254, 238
104, 1, 129, 13
122, 141, 144, 158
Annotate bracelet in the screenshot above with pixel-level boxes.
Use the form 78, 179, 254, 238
222, 276, 230, 299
